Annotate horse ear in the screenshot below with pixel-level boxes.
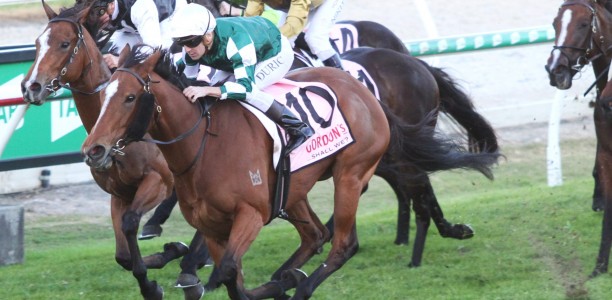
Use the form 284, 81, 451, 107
42, 0, 58, 20
118, 44, 132, 67
145, 50, 163, 71
76, 2, 95, 24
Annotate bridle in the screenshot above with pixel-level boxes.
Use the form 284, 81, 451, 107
111, 67, 211, 176
551, 1, 606, 72
45, 17, 109, 95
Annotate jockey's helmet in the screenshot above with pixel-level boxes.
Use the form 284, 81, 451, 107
171, 3, 216, 40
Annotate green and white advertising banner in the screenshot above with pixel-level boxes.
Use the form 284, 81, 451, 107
0, 61, 86, 161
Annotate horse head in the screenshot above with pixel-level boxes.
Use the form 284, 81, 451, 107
82, 45, 163, 170
545, 0, 600, 90
21, 0, 105, 105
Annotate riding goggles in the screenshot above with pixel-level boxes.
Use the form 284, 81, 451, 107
173, 35, 203, 48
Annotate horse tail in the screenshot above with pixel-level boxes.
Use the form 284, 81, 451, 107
424, 62, 499, 154
381, 104, 500, 180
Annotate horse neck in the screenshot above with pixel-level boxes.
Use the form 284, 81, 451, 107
70, 41, 110, 132
149, 78, 205, 171
594, 5, 612, 60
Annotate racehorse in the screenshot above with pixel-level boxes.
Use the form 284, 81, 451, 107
20, 1, 190, 298
591, 74, 612, 277
82, 44, 393, 299
545, 0, 612, 211
293, 46, 500, 267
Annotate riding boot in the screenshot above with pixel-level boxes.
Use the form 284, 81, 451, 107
322, 53, 344, 70
265, 101, 314, 154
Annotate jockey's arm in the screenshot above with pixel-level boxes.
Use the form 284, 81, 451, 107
281, 0, 311, 38
131, 0, 163, 47
244, 0, 265, 17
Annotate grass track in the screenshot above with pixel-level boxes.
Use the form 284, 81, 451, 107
2, 139, 611, 299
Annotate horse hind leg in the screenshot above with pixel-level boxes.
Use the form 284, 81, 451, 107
214, 206, 264, 299
292, 177, 364, 299
247, 200, 326, 299
421, 180, 474, 240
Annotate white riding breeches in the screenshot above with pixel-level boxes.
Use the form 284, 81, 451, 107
304, 0, 345, 60
211, 36, 294, 112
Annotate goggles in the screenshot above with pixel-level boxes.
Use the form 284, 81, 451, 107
173, 35, 203, 48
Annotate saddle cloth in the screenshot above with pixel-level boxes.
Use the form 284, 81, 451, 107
238, 78, 355, 172
293, 50, 380, 100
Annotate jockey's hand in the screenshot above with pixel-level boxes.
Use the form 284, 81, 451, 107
182, 86, 221, 102
103, 54, 119, 70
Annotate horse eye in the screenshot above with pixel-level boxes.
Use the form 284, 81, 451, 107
61, 41, 70, 48
126, 94, 136, 103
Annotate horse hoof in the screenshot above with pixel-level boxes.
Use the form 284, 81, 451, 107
589, 268, 608, 279
457, 224, 475, 240
164, 241, 190, 257
139, 224, 163, 240
441, 224, 475, 240
394, 237, 408, 245
175, 273, 201, 288
144, 282, 164, 300
182, 283, 205, 300
281, 268, 308, 287
592, 197, 604, 212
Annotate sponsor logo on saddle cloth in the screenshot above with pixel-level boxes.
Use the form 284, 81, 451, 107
237, 79, 355, 172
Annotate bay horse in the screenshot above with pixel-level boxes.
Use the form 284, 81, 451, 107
294, 47, 499, 267
82, 45, 392, 299
20, 1, 191, 298
545, 0, 612, 211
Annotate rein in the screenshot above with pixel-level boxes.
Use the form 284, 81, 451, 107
47, 17, 109, 95
113, 67, 211, 176
552, 2, 603, 71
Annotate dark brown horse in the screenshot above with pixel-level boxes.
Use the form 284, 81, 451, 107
545, 0, 612, 211
294, 47, 499, 267
82, 45, 392, 299
546, 0, 612, 279
20, 2, 188, 298
592, 75, 612, 277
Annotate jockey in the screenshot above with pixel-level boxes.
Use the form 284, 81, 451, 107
91, 0, 187, 69
171, 3, 314, 154
244, 0, 345, 69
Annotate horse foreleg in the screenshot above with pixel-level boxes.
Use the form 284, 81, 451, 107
592, 141, 612, 277
592, 76, 607, 212
408, 185, 431, 268
593, 145, 605, 212
122, 210, 164, 300
175, 230, 213, 300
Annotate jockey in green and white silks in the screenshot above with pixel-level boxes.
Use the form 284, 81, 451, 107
171, 3, 313, 154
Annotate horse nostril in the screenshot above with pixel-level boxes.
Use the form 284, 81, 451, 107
28, 82, 42, 92
87, 145, 107, 160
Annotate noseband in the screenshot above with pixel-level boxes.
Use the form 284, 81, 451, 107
46, 17, 108, 95
551, 1, 604, 71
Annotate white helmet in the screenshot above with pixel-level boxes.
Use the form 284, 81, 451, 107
171, 3, 217, 39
